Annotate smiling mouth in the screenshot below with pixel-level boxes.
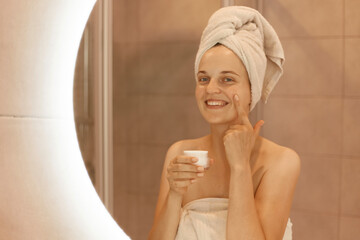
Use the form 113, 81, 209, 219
205, 100, 229, 108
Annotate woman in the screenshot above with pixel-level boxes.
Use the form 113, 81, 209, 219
149, 6, 301, 240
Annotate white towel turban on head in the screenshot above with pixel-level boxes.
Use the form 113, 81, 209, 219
194, 6, 285, 112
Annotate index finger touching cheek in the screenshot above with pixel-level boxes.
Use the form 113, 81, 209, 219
233, 94, 251, 126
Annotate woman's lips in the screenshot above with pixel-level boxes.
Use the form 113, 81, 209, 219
205, 100, 229, 109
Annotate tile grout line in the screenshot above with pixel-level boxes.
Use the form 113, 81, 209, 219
279, 35, 360, 40
292, 207, 341, 217
115, 142, 360, 159
270, 95, 359, 99
115, 37, 360, 44
124, 92, 360, 99
292, 207, 360, 219
338, 0, 346, 238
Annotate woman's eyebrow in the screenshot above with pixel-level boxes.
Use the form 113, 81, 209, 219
221, 71, 240, 76
197, 71, 207, 75
197, 70, 240, 76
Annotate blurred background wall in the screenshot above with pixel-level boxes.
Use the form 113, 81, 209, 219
111, 0, 360, 239
111, 0, 221, 239
260, 1, 360, 239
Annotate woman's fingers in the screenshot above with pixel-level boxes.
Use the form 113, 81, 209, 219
175, 155, 199, 164
168, 171, 204, 180
172, 179, 197, 188
166, 155, 211, 195
168, 156, 214, 173
168, 155, 203, 172
169, 163, 203, 172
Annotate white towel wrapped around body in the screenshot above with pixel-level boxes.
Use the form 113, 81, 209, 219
175, 198, 293, 240
194, 6, 285, 112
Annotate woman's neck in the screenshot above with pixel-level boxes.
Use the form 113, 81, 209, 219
207, 123, 231, 162
206, 123, 263, 164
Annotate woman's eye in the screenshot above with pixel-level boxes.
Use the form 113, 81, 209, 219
199, 77, 208, 82
223, 77, 233, 82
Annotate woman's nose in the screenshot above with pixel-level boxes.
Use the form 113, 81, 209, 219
206, 79, 221, 93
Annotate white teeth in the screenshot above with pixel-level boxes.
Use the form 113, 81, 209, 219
207, 101, 227, 106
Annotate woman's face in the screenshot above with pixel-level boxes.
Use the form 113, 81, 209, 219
195, 44, 251, 125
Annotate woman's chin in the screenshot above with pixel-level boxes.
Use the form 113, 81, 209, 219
203, 117, 234, 125
199, 110, 236, 125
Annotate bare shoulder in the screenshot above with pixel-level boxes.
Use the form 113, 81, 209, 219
164, 140, 184, 164
278, 145, 301, 173
165, 136, 207, 162
262, 138, 301, 177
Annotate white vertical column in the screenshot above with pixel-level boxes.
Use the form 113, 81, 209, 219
221, 0, 235, 7
102, 0, 114, 216
93, 0, 114, 215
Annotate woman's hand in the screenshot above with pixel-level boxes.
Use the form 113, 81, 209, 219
223, 94, 264, 170
167, 156, 214, 196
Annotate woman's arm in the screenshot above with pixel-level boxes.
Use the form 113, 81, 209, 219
227, 159, 265, 239
148, 141, 207, 240
226, 148, 301, 240
148, 189, 183, 240
148, 142, 183, 240
224, 94, 301, 239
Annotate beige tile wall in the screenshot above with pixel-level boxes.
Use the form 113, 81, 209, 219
113, 0, 360, 239
263, 0, 360, 239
